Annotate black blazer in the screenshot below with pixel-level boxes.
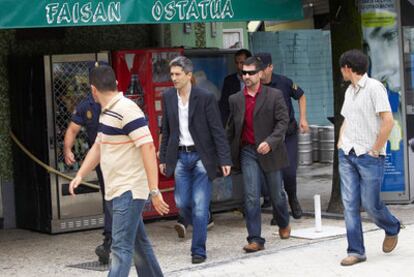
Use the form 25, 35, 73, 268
159, 86, 232, 180
227, 85, 289, 172
219, 73, 241, 125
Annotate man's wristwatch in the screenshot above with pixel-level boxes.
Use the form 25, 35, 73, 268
149, 188, 161, 198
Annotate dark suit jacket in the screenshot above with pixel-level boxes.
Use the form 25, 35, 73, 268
219, 73, 241, 125
227, 85, 289, 172
159, 86, 232, 180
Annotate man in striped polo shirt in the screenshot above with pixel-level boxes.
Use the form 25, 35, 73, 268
338, 49, 401, 266
69, 65, 169, 277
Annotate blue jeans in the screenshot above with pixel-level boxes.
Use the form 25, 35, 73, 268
174, 151, 212, 258
339, 149, 400, 258
107, 191, 163, 277
262, 134, 299, 217
241, 145, 290, 245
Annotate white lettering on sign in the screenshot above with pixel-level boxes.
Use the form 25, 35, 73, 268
45, 2, 121, 25
152, 0, 234, 21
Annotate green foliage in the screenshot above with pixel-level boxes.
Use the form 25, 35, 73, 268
194, 23, 206, 48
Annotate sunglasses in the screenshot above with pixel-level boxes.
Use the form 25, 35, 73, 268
241, 69, 260, 76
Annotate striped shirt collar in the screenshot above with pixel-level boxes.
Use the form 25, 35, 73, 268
102, 92, 123, 113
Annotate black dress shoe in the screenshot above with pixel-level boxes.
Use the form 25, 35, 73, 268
95, 237, 112, 264
207, 211, 214, 229
289, 197, 303, 219
192, 255, 206, 264
261, 197, 271, 208
270, 218, 277, 226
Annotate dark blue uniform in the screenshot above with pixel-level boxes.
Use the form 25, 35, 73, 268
265, 73, 304, 129
71, 94, 101, 145
71, 94, 112, 238
264, 73, 304, 218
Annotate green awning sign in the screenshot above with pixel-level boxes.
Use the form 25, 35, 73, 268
0, 0, 303, 29
151, 0, 235, 21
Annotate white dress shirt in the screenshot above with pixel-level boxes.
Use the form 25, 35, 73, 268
177, 90, 195, 146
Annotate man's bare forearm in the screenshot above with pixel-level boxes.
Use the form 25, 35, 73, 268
64, 122, 81, 153
140, 142, 159, 191
298, 95, 307, 122
338, 120, 347, 149
372, 112, 394, 151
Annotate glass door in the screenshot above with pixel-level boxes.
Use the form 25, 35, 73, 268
45, 53, 108, 227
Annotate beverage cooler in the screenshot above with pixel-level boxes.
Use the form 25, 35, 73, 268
9, 53, 109, 233
112, 48, 183, 219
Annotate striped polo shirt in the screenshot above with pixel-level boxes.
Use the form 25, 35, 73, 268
340, 73, 391, 156
95, 92, 153, 201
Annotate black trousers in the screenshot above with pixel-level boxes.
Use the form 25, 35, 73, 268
96, 165, 112, 238
281, 133, 298, 198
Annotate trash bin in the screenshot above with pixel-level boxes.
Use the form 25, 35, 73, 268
298, 132, 313, 165
319, 126, 334, 163
310, 125, 320, 162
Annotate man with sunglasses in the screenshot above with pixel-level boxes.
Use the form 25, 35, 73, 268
255, 52, 308, 221
227, 56, 291, 253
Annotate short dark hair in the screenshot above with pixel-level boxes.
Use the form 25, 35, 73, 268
169, 56, 193, 73
235, 49, 252, 59
243, 56, 263, 71
339, 49, 368, 75
89, 65, 117, 92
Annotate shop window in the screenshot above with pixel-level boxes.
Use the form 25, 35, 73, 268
222, 28, 244, 49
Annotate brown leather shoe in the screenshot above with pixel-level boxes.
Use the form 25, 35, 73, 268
243, 242, 264, 253
279, 225, 291, 239
383, 234, 398, 253
340, 256, 366, 266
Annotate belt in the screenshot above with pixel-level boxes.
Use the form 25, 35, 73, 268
178, 145, 196, 152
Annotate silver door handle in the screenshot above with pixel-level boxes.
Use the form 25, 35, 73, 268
49, 136, 54, 149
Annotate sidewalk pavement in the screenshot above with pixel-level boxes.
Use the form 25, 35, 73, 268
171, 224, 414, 277
1, 163, 414, 277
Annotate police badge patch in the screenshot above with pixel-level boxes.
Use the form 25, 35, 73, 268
86, 110, 93, 120
292, 83, 298, 90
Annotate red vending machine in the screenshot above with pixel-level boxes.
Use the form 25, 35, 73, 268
112, 48, 183, 219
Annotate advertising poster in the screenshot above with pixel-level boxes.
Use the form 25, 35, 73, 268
190, 55, 232, 101
360, 0, 405, 192
402, 0, 414, 194
188, 52, 236, 200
